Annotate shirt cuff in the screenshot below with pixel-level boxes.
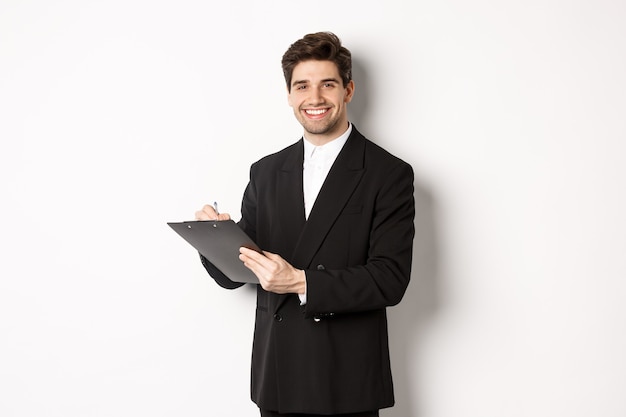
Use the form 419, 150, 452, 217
298, 292, 307, 305
298, 272, 307, 305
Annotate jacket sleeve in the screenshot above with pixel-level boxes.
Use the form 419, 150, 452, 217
199, 253, 246, 290
303, 161, 415, 318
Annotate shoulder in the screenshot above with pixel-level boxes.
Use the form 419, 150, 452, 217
250, 139, 303, 172
355, 128, 413, 175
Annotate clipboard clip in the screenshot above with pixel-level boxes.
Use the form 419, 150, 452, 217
187, 221, 219, 229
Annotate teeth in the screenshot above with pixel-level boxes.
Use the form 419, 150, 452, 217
305, 109, 327, 115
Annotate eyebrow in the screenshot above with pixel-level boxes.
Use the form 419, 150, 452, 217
291, 77, 340, 87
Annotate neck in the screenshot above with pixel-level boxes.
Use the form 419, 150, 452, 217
303, 121, 350, 147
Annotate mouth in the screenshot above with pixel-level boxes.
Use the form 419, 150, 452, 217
304, 108, 329, 119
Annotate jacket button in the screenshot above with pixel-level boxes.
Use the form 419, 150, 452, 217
273, 314, 283, 322
316, 264, 325, 270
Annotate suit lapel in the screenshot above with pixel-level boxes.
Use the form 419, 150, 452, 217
276, 139, 306, 248
290, 130, 366, 269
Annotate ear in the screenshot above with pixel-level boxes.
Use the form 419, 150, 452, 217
344, 80, 355, 103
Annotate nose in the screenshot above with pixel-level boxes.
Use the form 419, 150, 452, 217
307, 87, 324, 105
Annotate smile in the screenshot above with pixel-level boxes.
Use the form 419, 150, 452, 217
305, 109, 328, 116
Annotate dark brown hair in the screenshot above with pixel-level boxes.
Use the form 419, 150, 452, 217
281, 32, 352, 92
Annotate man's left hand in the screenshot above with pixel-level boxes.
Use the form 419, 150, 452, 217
239, 247, 306, 295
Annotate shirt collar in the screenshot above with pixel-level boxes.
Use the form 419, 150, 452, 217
303, 123, 352, 160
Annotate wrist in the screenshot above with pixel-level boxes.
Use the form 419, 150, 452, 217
296, 269, 307, 295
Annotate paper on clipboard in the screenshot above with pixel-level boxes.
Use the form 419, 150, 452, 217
168, 220, 260, 283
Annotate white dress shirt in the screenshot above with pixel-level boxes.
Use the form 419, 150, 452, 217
303, 124, 352, 219
299, 123, 352, 304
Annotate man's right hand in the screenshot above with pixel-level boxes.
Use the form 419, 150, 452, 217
194, 204, 231, 221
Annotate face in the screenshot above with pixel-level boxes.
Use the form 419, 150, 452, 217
287, 60, 355, 146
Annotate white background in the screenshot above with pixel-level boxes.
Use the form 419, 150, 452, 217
1, 1, 625, 416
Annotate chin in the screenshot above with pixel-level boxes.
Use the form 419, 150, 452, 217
303, 120, 336, 135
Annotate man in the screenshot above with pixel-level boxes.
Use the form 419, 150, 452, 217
195, 32, 415, 417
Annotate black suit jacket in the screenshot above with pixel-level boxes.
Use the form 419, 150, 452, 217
201, 127, 415, 414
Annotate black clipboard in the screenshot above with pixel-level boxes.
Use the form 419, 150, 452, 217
168, 220, 260, 283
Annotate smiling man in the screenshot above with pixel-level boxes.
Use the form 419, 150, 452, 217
195, 32, 415, 417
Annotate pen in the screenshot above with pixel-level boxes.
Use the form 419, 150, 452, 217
214, 201, 219, 216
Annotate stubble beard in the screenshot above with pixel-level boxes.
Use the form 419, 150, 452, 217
297, 109, 342, 137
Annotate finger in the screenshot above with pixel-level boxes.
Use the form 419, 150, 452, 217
240, 247, 267, 267
241, 246, 263, 257
262, 251, 282, 261
239, 253, 268, 279
241, 248, 277, 275
202, 204, 218, 219
195, 204, 225, 221
195, 209, 212, 220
